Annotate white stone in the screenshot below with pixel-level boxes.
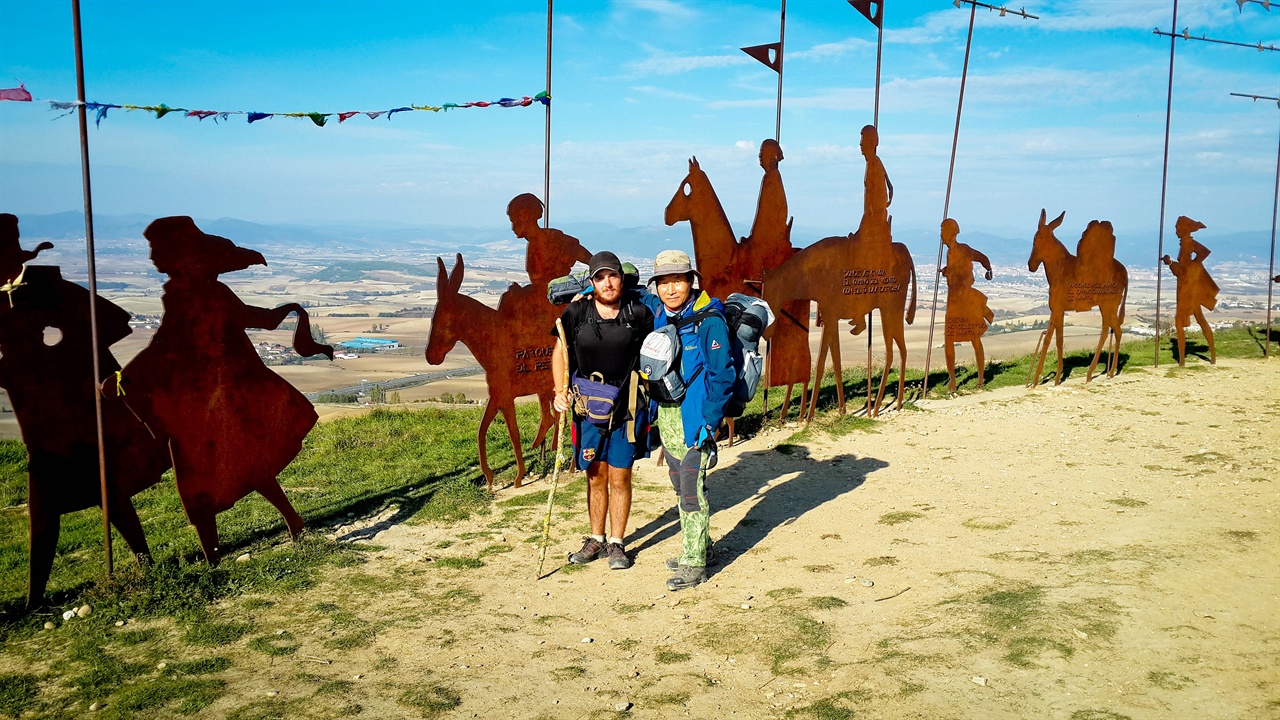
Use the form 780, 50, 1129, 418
89, 702, 102, 711
581, 637, 593, 643
615, 702, 633, 711
740, 604, 751, 609
43, 621, 55, 630
76, 604, 92, 617
114, 620, 125, 627
236, 553, 252, 563
62, 610, 76, 621
972, 676, 987, 686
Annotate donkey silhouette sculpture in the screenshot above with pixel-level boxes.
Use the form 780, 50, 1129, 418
762, 232, 916, 420
664, 154, 812, 422
1027, 210, 1128, 387
425, 254, 559, 488
0, 215, 170, 606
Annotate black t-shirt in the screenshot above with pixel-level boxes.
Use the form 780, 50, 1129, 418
555, 293, 654, 383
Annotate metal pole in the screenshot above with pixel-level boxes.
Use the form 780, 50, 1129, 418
1266, 112, 1279, 359
72, 0, 112, 576
921, 1, 976, 398
867, 9, 883, 414
775, 0, 786, 142
543, 0, 553, 229
1154, 0, 1178, 366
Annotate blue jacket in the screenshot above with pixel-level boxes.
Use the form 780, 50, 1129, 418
641, 291, 736, 447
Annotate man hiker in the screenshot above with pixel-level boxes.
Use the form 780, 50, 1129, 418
551, 251, 654, 570
641, 250, 735, 590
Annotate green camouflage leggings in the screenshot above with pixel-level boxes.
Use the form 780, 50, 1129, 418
662, 445, 711, 567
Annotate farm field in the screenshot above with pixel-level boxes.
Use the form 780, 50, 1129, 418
0, 341, 1275, 719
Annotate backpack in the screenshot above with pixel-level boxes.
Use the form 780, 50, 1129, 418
722, 293, 774, 418
639, 293, 774, 417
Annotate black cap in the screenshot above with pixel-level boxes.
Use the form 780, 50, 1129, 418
587, 251, 623, 279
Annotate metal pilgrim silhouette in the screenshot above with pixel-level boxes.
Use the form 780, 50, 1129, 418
940, 218, 995, 393
1162, 216, 1220, 365
1027, 210, 1128, 388
425, 193, 578, 488
762, 125, 916, 419
0, 215, 171, 605
663, 140, 812, 422
112, 216, 333, 565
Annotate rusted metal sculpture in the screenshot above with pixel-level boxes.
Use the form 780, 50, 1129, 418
0, 214, 171, 605
425, 253, 559, 488
112, 216, 331, 565
762, 229, 916, 419
940, 218, 994, 393
1162, 216, 1219, 365
664, 146, 812, 421
1027, 210, 1128, 387
759, 125, 916, 419
508, 193, 592, 288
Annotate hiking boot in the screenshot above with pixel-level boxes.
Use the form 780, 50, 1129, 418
568, 537, 605, 564
665, 543, 716, 571
606, 542, 632, 570
666, 564, 708, 591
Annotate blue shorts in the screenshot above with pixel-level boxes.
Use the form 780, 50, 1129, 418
573, 410, 649, 471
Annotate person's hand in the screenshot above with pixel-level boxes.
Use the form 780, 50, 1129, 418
1161, 254, 1172, 265
693, 425, 713, 449
553, 389, 571, 414
984, 269, 993, 281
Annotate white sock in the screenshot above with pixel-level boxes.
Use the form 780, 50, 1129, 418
608, 536, 624, 546
591, 534, 605, 543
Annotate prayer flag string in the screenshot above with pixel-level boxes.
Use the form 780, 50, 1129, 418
0, 85, 550, 128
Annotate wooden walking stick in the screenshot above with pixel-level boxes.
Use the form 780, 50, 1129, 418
537, 318, 572, 579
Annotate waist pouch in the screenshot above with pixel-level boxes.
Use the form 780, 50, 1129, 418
572, 372, 622, 426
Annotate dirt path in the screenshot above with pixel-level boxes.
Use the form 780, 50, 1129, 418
178, 358, 1278, 719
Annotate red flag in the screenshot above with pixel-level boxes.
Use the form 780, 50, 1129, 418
0, 83, 33, 102
848, 0, 883, 29
740, 42, 782, 73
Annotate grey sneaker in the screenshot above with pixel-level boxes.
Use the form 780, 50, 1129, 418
568, 537, 605, 564
665, 544, 717, 571
666, 564, 708, 591
606, 542, 632, 570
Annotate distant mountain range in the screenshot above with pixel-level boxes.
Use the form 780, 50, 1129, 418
11, 212, 1272, 271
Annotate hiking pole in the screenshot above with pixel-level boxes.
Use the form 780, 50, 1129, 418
537, 318, 572, 579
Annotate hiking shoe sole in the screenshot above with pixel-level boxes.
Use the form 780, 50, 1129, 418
666, 567, 708, 591
607, 543, 632, 570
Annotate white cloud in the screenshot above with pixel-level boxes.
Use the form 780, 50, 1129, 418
628, 51, 752, 76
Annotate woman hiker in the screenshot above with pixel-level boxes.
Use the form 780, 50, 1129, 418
641, 250, 735, 591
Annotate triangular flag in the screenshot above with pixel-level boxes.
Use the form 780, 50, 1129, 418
848, 0, 883, 29
740, 42, 782, 73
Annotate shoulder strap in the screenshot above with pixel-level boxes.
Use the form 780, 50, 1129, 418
671, 308, 718, 330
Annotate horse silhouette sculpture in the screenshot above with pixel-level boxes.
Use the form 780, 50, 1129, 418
113, 216, 332, 565
762, 231, 917, 419
664, 155, 812, 422
0, 215, 170, 606
1027, 210, 1128, 387
425, 254, 559, 488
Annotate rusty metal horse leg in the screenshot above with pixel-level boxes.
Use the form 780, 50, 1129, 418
477, 398, 501, 488
497, 401, 528, 488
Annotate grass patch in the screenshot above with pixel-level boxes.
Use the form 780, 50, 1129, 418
649, 691, 693, 705
248, 632, 298, 657
0, 673, 39, 717
878, 511, 924, 526
552, 665, 586, 680
963, 516, 1014, 530
430, 556, 484, 570
1147, 670, 1193, 690
784, 690, 867, 719
810, 596, 848, 610
399, 685, 462, 717
655, 649, 691, 664
1108, 498, 1148, 508
181, 616, 254, 647
767, 587, 803, 599
1223, 530, 1257, 542
864, 556, 898, 566
103, 677, 226, 718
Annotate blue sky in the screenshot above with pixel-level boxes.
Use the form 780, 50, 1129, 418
0, 0, 1277, 251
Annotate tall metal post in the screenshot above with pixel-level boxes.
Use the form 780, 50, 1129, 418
543, 0, 553, 229
71, 0, 112, 575
1267, 109, 1279, 359
775, 0, 786, 142
867, 6, 884, 414
921, 1, 976, 398
1154, 0, 1179, 366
